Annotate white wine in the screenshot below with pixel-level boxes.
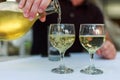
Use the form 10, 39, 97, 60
0, 10, 37, 40
80, 35, 105, 53
50, 34, 75, 53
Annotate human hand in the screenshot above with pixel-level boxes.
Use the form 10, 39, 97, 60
96, 40, 116, 59
18, 0, 51, 22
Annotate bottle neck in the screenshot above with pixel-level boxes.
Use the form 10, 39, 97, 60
46, 0, 61, 14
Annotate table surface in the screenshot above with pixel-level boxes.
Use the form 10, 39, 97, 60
0, 52, 120, 80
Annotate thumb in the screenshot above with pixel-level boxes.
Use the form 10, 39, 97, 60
96, 49, 102, 56
39, 12, 46, 22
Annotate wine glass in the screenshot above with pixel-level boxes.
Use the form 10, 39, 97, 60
79, 24, 105, 75
49, 24, 75, 74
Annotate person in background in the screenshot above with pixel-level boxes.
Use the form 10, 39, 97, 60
18, 0, 116, 59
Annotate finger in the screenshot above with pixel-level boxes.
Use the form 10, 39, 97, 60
39, 12, 46, 22
22, 0, 34, 18
38, 0, 51, 13
99, 44, 109, 57
18, 0, 26, 8
96, 49, 102, 56
39, 16, 46, 22
28, 0, 42, 21
101, 51, 114, 59
100, 43, 108, 51
96, 42, 109, 57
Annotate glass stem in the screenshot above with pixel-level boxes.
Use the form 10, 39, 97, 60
89, 53, 95, 68
0, 41, 1, 48
59, 51, 65, 69
0, 41, 3, 53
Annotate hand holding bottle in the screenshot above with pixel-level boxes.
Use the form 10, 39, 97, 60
18, 0, 51, 22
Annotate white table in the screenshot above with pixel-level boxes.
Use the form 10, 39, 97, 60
0, 52, 120, 80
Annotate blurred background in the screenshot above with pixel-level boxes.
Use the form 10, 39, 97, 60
0, 0, 120, 60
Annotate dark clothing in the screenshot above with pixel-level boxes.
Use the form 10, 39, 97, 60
31, 0, 104, 56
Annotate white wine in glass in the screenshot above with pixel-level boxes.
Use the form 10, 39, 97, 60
49, 24, 75, 74
79, 24, 105, 75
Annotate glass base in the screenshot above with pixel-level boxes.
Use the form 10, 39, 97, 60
51, 65, 73, 74
80, 66, 103, 75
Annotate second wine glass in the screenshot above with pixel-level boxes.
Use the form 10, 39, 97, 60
79, 24, 105, 75
49, 24, 75, 74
